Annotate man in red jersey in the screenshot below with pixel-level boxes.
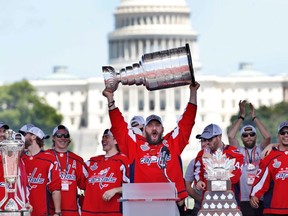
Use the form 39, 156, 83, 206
47, 125, 88, 216
82, 129, 129, 216
194, 124, 244, 206
102, 82, 200, 216
250, 121, 288, 215
22, 126, 62, 216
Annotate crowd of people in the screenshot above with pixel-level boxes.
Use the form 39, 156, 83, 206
0, 82, 288, 216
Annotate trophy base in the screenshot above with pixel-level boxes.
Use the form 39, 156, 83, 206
0, 210, 30, 216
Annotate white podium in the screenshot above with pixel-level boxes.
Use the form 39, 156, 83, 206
121, 183, 180, 216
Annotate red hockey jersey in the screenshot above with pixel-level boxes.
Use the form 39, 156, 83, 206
22, 150, 61, 216
81, 153, 129, 216
46, 149, 88, 216
194, 145, 243, 204
251, 147, 288, 215
109, 103, 197, 200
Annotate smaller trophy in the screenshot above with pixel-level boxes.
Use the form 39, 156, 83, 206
0, 129, 31, 215
103, 43, 195, 92
197, 149, 242, 216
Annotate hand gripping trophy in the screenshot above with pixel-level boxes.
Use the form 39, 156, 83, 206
198, 149, 242, 216
0, 129, 31, 215
103, 43, 195, 92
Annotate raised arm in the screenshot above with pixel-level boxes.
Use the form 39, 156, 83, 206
189, 82, 200, 105
249, 102, 271, 149
228, 100, 247, 147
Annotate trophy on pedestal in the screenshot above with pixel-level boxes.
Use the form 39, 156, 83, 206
0, 129, 31, 215
197, 149, 242, 216
103, 43, 195, 92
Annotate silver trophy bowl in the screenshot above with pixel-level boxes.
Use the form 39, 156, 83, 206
103, 43, 195, 92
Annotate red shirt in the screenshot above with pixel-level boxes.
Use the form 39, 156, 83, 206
194, 145, 243, 204
251, 147, 288, 215
82, 153, 129, 216
46, 149, 88, 216
109, 103, 197, 200
22, 150, 61, 216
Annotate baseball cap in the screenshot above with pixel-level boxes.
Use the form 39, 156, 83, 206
199, 124, 222, 139
278, 121, 288, 133
13, 132, 25, 143
145, 114, 162, 126
103, 129, 113, 137
19, 123, 35, 135
195, 134, 201, 139
240, 125, 256, 135
27, 126, 45, 139
52, 125, 69, 136
130, 116, 145, 127
0, 121, 9, 130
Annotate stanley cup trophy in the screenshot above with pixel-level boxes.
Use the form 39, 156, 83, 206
0, 129, 31, 215
103, 43, 195, 92
197, 149, 242, 216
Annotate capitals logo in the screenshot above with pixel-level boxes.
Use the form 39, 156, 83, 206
28, 168, 45, 188
88, 167, 116, 189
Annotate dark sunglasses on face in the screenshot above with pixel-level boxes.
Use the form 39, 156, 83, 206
242, 132, 256, 138
55, 133, 70, 138
279, 130, 288, 136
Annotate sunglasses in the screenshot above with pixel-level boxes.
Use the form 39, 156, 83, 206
242, 132, 256, 138
279, 130, 288, 136
55, 133, 70, 138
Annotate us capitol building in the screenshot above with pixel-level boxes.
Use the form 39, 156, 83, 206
28, 0, 287, 163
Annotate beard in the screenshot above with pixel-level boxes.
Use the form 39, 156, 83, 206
145, 134, 163, 145
243, 140, 256, 149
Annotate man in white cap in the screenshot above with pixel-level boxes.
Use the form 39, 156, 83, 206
21, 126, 62, 216
129, 115, 145, 135
228, 100, 270, 216
194, 123, 244, 207
102, 82, 200, 216
46, 124, 88, 216
250, 121, 288, 215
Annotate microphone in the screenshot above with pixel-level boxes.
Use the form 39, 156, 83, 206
158, 146, 170, 169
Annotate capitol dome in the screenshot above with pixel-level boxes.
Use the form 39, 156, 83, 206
108, 0, 201, 72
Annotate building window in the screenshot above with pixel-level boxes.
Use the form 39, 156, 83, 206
70, 102, 74, 111
57, 101, 61, 110
175, 89, 180, 110
71, 117, 74, 125
123, 90, 129, 111
160, 90, 166, 110
99, 101, 103, 110
138, 90, 144, 111
149, 92, 155, 111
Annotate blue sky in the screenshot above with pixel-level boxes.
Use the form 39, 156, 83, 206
0, 0, 287, 83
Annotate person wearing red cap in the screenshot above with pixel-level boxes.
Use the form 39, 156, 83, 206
82, 129, 129, 216
250, 121, 288, 215
102, 82, 200, 216
46, 125, 88, 216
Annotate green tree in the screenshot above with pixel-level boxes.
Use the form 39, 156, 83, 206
0, 80, 63, 146
229, 102, 288, 143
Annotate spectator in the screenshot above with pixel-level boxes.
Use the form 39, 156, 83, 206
129, 115, 145, 135
194, 124, 244, 206
250, 121, 288, 215
82, 129, 129, 216
228, 100, 270, 216
46, 125, 88, 216
184, 134, 207, 216
102, 82, 200, 216
22, 126, 62, 216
